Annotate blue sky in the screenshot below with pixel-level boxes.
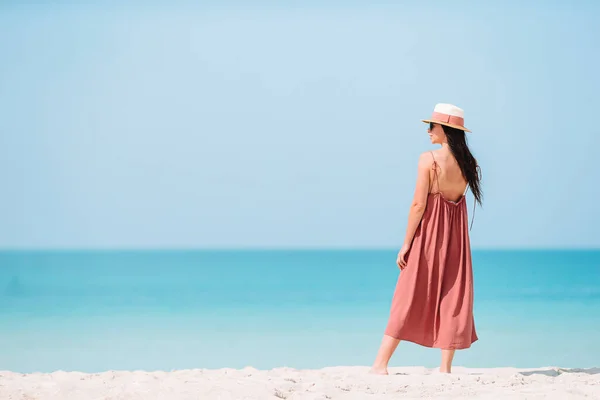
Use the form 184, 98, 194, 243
0, 1, 598, 249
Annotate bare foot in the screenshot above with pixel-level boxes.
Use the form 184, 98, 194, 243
369, 367, 389, 375
439, 368, 451, 374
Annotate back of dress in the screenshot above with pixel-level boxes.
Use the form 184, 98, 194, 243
384, 151, 478, 350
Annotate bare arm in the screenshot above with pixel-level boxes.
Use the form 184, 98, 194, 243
402, 152, 431, 247
397, 152, 431, 269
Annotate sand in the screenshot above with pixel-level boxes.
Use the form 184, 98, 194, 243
1, 366, 598, 399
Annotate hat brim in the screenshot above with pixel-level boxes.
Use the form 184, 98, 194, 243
422, 119, 471, 133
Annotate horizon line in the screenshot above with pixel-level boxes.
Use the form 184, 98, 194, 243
0, 246, 598, 252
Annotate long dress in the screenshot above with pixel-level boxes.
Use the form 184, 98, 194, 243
384, 155, 478, 350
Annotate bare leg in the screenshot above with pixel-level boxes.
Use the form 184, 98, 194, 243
370, 335, 400, 375
440, 349, 455, 373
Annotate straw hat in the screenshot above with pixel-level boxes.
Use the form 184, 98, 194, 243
422, 103, 471, 132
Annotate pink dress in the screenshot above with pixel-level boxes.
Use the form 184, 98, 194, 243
384, 154, 478, 349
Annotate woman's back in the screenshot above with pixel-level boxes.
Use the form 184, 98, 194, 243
429, 149, 468, 203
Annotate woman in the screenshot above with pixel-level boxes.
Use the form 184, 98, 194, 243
371, 103, 482, 375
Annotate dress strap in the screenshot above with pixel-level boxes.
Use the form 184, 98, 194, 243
463, 185, 476, 231
470, 200, 476, 230
430, 151, 440, 192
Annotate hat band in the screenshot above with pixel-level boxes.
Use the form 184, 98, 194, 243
431, 111, 464, 127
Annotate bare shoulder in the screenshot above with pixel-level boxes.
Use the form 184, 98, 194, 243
417, 151, 435, 169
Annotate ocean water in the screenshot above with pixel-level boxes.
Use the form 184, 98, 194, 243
1, 249, 599, 373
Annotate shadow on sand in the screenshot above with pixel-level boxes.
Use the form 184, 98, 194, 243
519, 368, 600, 377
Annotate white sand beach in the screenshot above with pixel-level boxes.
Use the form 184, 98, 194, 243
1, 366, 598, 399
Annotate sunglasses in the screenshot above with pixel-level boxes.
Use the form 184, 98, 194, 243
429, 122, 436, 131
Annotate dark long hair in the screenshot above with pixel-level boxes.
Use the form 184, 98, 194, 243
441, 125, 483, 206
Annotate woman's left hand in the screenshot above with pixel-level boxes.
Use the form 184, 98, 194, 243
396, 244, 410, 270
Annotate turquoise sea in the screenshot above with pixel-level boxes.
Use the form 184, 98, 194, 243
1, 250, 599, 373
